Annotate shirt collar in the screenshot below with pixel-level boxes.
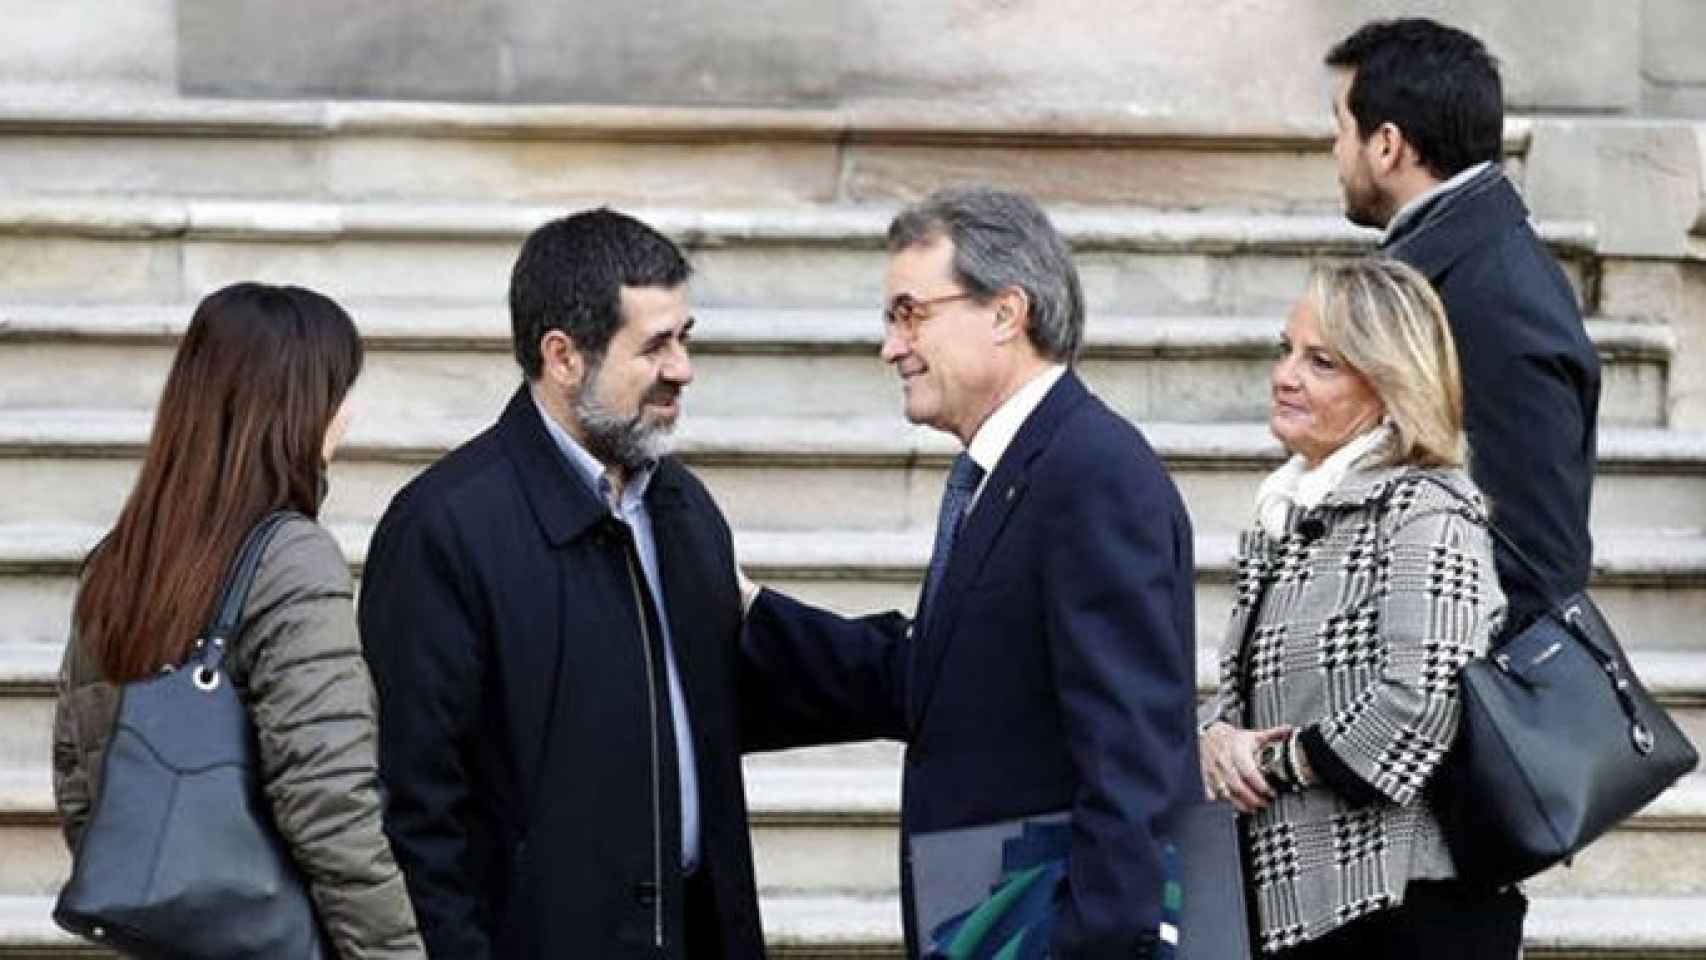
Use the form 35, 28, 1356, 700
1380, 160, 1494, 244
965, 364, 1068, 476
530, 392, 656, 509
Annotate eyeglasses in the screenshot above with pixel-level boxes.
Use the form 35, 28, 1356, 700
883, 292, 975, 339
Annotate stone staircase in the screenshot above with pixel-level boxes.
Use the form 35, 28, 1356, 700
2, 92, 1704, 957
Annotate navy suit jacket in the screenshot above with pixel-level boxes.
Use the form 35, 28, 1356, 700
742, 371, 1198, 959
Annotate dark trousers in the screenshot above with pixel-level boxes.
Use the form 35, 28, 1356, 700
1274, 880, 1526, 959
684, 868, 724, 960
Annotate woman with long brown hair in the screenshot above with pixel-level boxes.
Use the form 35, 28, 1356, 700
52, 282, 424, 957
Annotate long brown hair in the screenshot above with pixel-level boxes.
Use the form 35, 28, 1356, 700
75, 283, 363, 681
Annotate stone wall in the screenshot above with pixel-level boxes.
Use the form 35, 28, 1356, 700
173, 0, 1637, 118
0, 1, 1687, 121
1643, 0, 1706, 118
0, 0, 177, 92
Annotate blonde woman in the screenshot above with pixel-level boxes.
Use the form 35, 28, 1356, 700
1198, 258, 1520, 957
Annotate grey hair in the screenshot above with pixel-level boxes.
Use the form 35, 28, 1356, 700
887, 185, 1085, 363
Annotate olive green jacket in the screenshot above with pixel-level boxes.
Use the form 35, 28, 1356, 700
53, 517, 424, 959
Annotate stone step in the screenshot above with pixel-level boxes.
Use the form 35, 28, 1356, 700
0, 197, 1596, 314
736, 528, 1706, 660
4, 643, 1701, 773
3, 892, 1706, 958
742, 765, 1706, 900
3, 748, 1703, 900
1, 523, 1702, 653
0, 305, 1668, 425
0, 411, 1698, 542
0, 93, 1535, 212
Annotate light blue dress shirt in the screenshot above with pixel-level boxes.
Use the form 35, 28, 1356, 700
533, 397, 700, 874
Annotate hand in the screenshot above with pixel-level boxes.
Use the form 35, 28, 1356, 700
1199, 722, 1293, 814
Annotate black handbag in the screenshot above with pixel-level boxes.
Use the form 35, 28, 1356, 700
54, 511, 329, 958
1419, 478, 1699, 886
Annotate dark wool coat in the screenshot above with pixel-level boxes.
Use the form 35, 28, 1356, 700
1383, 167, 1600, 629
359, 387, 764, 960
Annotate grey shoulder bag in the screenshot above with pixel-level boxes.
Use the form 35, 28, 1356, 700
54, 511, 329, 958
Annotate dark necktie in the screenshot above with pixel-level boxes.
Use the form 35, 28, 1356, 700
918, 452, 985, 627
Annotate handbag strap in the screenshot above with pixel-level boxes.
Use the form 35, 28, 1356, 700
196, 511, 299, 670
1406, 474, 1563, 609
1409, 476, 1660, 747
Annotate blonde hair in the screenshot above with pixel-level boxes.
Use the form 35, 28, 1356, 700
1306, 258, 1466, 468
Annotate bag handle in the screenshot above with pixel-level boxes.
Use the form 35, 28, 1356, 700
195, 511, 299, 673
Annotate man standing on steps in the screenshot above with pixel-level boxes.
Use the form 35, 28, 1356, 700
737, 186, 1199, 958
1324, 18, 1600, 631
359, 209, 766, 959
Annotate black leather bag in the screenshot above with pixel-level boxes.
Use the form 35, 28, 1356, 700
54, 511, 328, 958
1420, 479, 1699, 886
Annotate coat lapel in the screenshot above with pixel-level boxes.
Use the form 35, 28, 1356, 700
643, 464, 719, 737
496, 384, 610, 548
909, 372, 1090, 728
492, 385, 610, 822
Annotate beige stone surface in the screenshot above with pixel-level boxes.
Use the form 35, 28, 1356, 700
0, 134, 323, 198
1643, 0, 1706, 87
0, 697, 51, 772
0, 828, 62, 898
844, 0, 1639, 119
0, 238, 181, 302
3, 420, 1700, 550
0, 2, 1661, 118
1679, 263, 1706, 429
841, 143, 1343, 211
1525, 120, 1701, 258
1602, 258, 1706, 428
0, 0, 176, 91
323, 137, 843, 205
0, 578, 71, 650
0, 315, 1664, 423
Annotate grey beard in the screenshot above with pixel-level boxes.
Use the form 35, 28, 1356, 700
572, 386, 674, 475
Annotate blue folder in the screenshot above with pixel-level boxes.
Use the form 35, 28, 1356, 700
912, 802, 1249, 960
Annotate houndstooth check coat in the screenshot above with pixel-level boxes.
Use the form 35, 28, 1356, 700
1201, 464, 1507, 953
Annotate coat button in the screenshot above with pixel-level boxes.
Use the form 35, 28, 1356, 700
634, 880, 659, 907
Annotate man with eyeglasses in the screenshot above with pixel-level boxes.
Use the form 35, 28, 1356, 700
737, 185, 1199, 958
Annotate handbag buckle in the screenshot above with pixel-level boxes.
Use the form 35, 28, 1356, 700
1632, 722, 1656, 756
192, 665, 222, 692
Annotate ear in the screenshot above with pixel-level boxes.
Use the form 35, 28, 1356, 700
990, 287, 1031, 346
1368, 121, 1408, 177
538, 329, 585, 392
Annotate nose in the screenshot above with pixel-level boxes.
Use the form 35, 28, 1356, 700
1271, 352, 1299, 395
880, 324, 909, 364
663, 340, 693, 386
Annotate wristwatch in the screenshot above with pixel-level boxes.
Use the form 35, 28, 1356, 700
1258, 738, 1296, 792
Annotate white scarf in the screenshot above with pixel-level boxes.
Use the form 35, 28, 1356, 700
1254, 424, 1393, 538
